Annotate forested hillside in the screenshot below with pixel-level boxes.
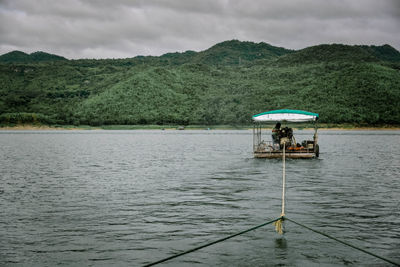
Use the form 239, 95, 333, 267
0, 51, 67, 63
1, 40, 400, 126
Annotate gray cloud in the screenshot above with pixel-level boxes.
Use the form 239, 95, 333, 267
1, 0, 399, 59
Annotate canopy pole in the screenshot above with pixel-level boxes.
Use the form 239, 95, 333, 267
252, 124, 255, 152
313, 122, 318, 145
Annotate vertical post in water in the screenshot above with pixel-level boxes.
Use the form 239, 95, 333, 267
282, 143, 285, 216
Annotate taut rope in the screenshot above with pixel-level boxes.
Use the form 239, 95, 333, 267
274, 143, 285, 234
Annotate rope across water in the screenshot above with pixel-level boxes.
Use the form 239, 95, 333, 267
144, 217, 282, 267
285, 217, 400, 266
144, 145, 399, 266
144, 216, 399, 266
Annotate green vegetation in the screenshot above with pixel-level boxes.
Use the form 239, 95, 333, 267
0, 51, 67, 63
1, 40, 400, 126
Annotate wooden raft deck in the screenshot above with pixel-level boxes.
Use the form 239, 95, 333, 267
254, 149, 316, 159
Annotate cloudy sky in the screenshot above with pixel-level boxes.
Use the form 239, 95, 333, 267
1, 0, 399, 59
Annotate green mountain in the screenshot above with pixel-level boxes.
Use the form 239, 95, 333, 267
0, 51, 31, 63
0, 50, 67, 63
159, 40, 292, 66
275, 43, 400, 65
1, 40, 399, 126
192, 40, 293, 65
365, 44, 400, 62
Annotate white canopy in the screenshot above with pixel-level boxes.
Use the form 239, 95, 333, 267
252, 109, 319, 122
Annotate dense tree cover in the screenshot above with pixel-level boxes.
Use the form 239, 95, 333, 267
1, 40, 399, 126
0, 51, 67, 63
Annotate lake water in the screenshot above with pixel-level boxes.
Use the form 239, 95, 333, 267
1, 130, 399, 266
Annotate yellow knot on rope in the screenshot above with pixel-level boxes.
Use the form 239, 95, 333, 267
274, 214, 285, 235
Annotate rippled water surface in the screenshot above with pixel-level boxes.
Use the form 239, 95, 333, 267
1, 130, 399, 266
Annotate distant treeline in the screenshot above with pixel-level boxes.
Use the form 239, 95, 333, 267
1, 40, 400, 126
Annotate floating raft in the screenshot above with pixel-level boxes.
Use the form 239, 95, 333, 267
252, 109, 319, 159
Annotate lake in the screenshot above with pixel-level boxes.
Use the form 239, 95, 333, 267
1, 130, 399, 266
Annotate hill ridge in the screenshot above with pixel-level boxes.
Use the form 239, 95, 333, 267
2, 41, 399, 64
0, 50, 68, 63
275, 43, 400, 65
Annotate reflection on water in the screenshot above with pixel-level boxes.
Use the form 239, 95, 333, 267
0, 130, 399, 266
275, 237, 288, 261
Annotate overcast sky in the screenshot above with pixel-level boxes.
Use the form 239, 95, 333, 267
1, 0, 399, 59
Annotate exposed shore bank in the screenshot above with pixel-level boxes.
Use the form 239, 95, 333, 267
1, 124, 400, 131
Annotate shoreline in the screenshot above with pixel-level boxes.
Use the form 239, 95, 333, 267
1, 124, 400, 131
